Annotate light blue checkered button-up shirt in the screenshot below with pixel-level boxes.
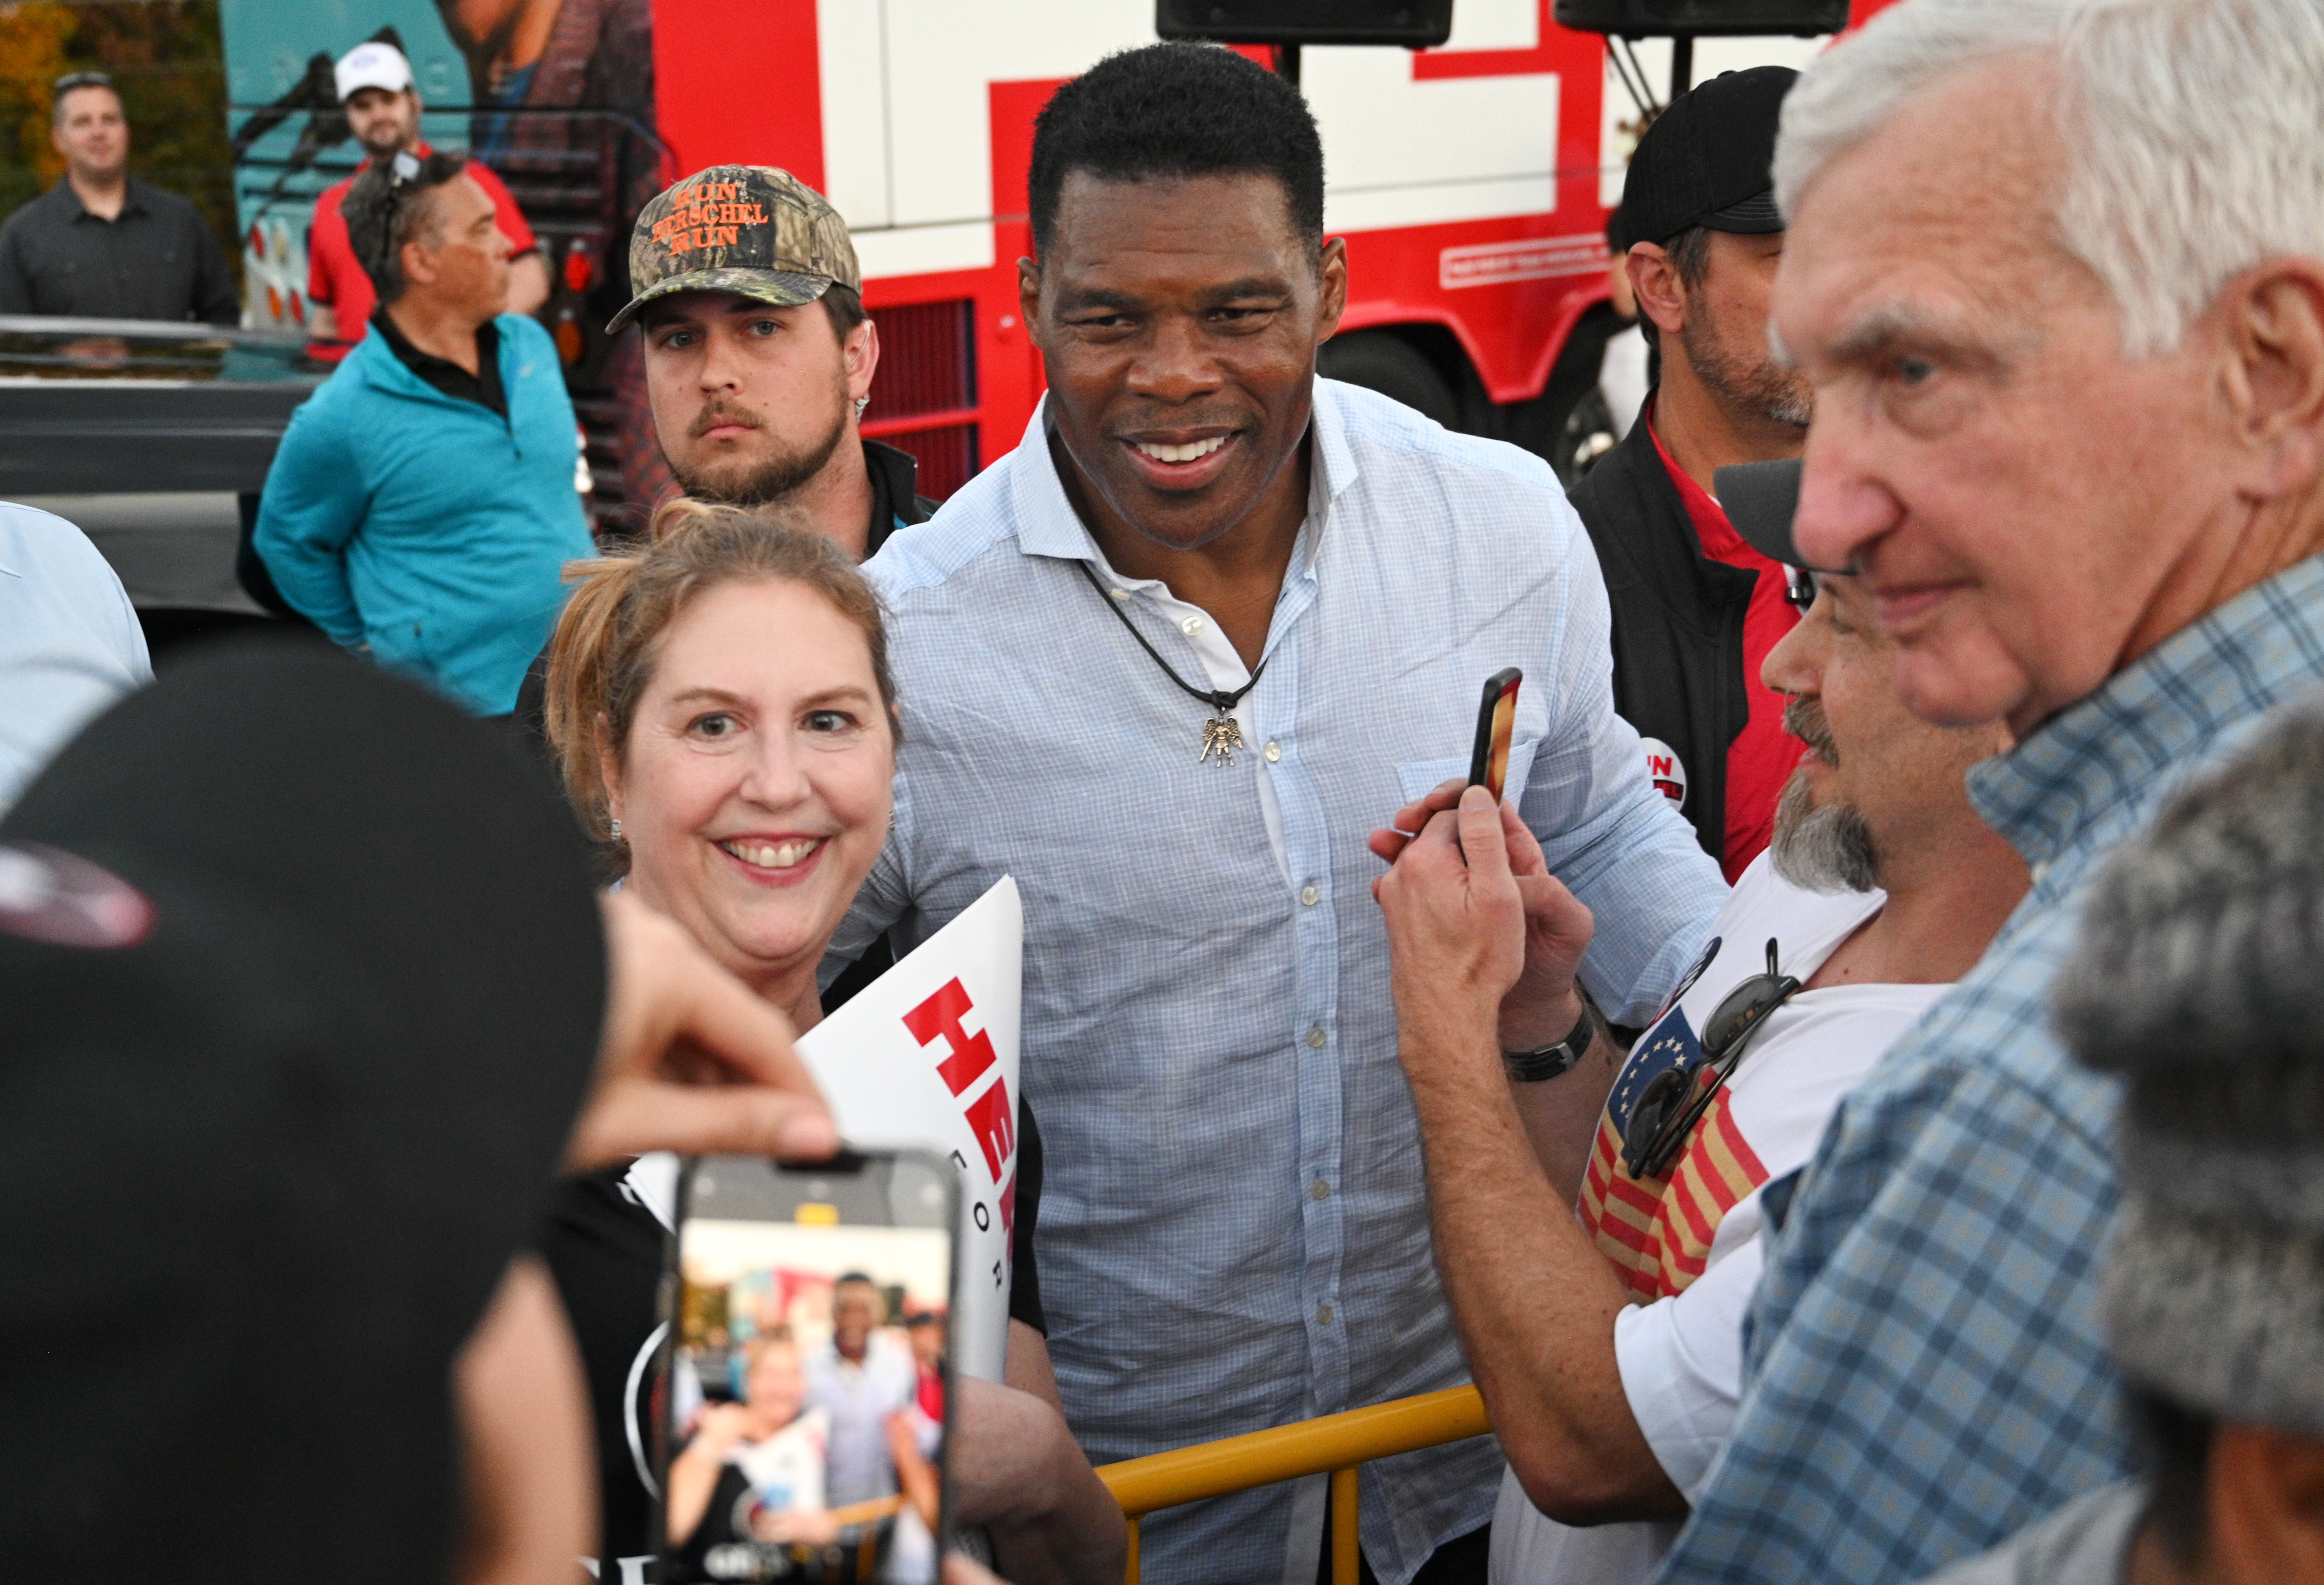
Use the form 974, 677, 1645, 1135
1654, 557, 2324, 1585
836, 381, 1724, 1585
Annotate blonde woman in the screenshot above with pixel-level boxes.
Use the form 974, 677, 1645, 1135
535, 499, 1124, 1585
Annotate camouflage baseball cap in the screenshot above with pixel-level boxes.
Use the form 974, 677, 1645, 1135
606, 165, 861, 333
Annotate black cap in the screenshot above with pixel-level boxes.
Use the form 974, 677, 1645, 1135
1716, 457, 1818, 570
0, 642, 604, 1582
1612, 66, 1798, 251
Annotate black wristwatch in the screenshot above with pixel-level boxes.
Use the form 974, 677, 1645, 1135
1504, 997, 1596, 1083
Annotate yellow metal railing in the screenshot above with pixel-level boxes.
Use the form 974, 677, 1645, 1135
1093, 1385, 1492, 1585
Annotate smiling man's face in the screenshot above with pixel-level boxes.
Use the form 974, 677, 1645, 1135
1776, 55, 2230, 735
1023, 169, 1347, 553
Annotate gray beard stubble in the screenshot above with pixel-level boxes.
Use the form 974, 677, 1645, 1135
1681, 299, 1813, 430
1769, 697, 1880, 894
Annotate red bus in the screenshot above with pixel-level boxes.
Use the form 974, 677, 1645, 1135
644, 0, 1892, 496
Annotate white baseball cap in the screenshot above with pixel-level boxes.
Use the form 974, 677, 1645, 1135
334, 41, 413, 102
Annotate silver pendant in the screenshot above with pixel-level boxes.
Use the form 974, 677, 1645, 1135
1200, 712, 1245, 766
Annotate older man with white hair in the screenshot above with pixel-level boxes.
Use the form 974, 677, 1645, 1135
1651, 3, 2324, 1584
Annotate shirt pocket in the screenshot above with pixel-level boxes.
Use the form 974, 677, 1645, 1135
1394, 736, 1540, 805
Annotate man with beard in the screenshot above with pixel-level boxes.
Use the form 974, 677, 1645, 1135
1370, 456, 2023, 1585
1573, 66, 1813, 882
610, 165, 936, 554
511, 168, 933, 759
303, 41, 548, 364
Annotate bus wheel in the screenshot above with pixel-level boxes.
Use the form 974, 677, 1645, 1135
1507, 303, 1628, 491
1317, 331, 1458, 432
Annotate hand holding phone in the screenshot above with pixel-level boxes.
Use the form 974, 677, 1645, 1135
1468, 667, 1523, 803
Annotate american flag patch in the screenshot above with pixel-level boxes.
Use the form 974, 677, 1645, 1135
1578, 1009, 1770, 1299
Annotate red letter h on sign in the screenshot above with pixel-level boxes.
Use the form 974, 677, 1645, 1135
903, 978, 995, 1097
903, 977, 1016, 1183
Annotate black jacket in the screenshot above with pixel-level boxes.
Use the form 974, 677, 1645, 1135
862, 435, 940, 554
1566, 416, 1760, 870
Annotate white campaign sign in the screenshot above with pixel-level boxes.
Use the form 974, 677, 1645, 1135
795, 876, 1024, 1384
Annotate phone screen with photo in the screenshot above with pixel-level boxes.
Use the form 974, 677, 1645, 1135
1469, 667, 1523, 802
663, 1152, 958, 1585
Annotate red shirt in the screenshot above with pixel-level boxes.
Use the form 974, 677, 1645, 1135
305, 146, 538, 364
1646, 415, 1801, 882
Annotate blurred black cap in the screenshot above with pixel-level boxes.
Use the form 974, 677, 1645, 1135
1715, 458, 1807, 567
0, 642, 604, 1583
1612, 65, 1798, 251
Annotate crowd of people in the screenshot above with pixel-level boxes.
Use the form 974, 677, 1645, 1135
8, 1, 2324, 1584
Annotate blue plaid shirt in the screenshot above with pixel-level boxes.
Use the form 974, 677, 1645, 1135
837, 382, 1724, 1585
1655, 557, 2324, 1585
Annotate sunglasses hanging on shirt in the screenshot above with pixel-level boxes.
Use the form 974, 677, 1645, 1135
1621, 938, 1803, 1181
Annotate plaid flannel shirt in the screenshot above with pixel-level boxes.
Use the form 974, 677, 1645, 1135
1655, 556, 2324, 1585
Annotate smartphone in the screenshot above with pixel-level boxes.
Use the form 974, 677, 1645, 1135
661, 1150, 960, 1584
1468, 667, 1524, 802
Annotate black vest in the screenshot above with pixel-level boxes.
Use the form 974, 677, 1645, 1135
1566, 417, 1760, 870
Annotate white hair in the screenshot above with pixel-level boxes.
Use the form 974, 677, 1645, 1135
1773, 0, 2324, 356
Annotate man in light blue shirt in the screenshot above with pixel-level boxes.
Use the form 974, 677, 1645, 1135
831, 44, 1723, 1584
0, 501, 150, 813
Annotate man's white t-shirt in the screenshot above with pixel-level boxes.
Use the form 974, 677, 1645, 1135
1490, 852, 1950, 1584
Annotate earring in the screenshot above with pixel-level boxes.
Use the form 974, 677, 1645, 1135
609, 817, 623, 841
855, 394, 870, 417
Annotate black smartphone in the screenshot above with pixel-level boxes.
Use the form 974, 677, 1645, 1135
660, 1150, 960, 1584
1468, 667, 1524, 802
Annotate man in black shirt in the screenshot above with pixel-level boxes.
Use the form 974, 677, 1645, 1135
0, 72, 236, 325
1568, 68, 1810, 883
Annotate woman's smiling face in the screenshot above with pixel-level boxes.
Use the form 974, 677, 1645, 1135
607, 576, 894, 993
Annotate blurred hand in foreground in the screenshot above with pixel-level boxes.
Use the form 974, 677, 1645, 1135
566, 890, 839, 1170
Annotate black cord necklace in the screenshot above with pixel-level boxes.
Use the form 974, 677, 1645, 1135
1074, 559, 1268, 766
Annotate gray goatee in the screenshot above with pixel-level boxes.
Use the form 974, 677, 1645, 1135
1769, 697, 1879, 894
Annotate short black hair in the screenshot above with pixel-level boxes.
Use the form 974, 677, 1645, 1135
1028, 42, 1324, 263
343, 149, 469, 305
